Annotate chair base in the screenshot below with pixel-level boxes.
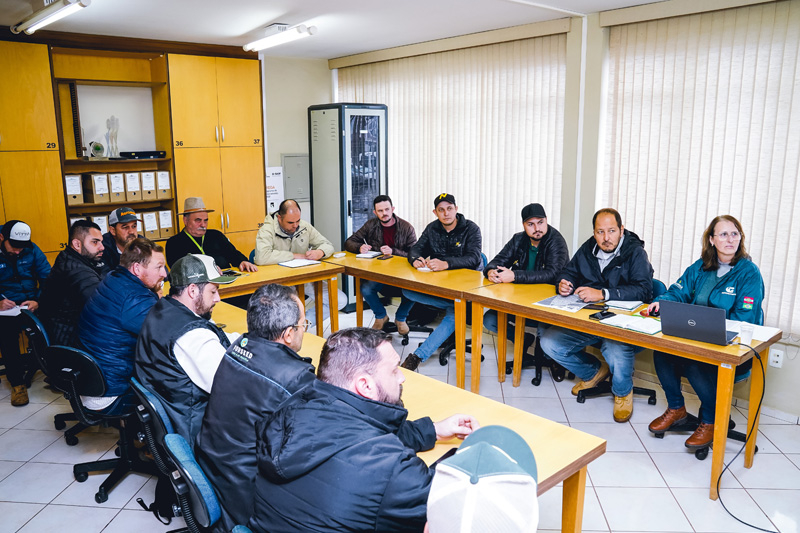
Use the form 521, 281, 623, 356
54, 412, 88, 446
576, 378, 658, 405
649, 413, 757, 460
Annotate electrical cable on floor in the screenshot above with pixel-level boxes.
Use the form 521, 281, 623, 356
715, 345, 778, 533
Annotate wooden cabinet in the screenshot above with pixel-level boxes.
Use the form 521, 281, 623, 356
0, 42, 59, 152
0, 151, 67, 252
220, 147, 266, 233
174, 148, 224, 232
168, 54, 263, 149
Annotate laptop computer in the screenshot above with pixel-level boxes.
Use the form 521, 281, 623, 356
659, 300, 738, 345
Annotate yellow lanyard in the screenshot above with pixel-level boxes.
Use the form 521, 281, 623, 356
185, 231, 205, 254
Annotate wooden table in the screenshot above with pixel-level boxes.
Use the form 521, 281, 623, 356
466, 282, 782, 500
282, 324, 605, 533
324, 253, 492, 390
165, 261, 344, 337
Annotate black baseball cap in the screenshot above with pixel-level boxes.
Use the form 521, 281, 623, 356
1, 220, 33, 249
521, 203, 547, 222
434, 193, 456, 208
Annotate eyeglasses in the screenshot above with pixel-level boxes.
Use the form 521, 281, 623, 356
715, 231, 741, 240
290, 320, 311, 332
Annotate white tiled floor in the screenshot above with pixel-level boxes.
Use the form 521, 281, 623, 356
0, 306, 797, 532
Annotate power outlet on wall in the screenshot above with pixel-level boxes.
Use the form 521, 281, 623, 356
769, 348, 784, 368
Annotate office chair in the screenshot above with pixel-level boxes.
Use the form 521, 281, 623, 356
48, 345, 156, 503
573, 280, 668, 405
130, 377, 175, 477
162, 433, 223, 533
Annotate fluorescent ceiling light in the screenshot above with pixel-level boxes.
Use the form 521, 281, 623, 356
243, 24, 317, 52
11, 0, 91, 35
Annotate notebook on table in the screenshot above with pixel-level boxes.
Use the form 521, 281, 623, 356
659, 301, 738, 345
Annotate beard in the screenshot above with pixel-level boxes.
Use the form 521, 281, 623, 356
377, 383, 404, 407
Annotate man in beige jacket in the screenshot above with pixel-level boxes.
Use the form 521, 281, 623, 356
254, 199, 334, 265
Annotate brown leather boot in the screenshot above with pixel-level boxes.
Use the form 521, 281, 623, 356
571, 362, 610, 395
648, 406, 688, 432
613, 391, 634, 423
372, 316, 389, 330
10, 385, 29, 407
395, 320, 410, 335
400, 353, 422, 371
685, 422, 714, 448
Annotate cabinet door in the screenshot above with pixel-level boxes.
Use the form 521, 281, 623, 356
0, 151, 67, 252
224, 229, 258, 261
174, 148, 224, 232
216, 58, 263, 148
220, 147, 265, 233
168, 54, 220, 149
0, 42, 58, 152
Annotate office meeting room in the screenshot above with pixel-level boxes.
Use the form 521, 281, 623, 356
0, 0, 799, 532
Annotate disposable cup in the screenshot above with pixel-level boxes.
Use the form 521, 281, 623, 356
739, 323, 755, 345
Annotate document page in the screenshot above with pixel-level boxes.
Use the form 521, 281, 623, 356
278, 259, 321, 268
534, 294, 589, 313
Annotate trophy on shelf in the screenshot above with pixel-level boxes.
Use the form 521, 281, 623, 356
105, 115, 120, 158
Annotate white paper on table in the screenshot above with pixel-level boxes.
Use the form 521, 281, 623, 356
158, 210, 173, 228
534, 294, 588, 313
278, 259, 320, 268
125, 173, 140, 191
356, 251, 382, 259
601, 314, 662, 335
416, 266, 432, 272
65, 175, 82, 195
109, 173, 125, 193
606, 300, 644, 311
93, 174, 109, 194
0, 305, 27, 317
141, 172, 156, 191
726, 320, 781, 342
143, 212, 158, 231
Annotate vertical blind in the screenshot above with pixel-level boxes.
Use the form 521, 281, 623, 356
338, 35, 567, 258
602, 1, 800, 336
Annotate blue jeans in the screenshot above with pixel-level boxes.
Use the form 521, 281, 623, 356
539, 326, 641, 397
401, 289, 455, 361
361, 280, 414, 322
653, 351, 717, 423
483, 310, 542, 344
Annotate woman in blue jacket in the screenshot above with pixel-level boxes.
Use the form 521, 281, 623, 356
646, 215, 764, 449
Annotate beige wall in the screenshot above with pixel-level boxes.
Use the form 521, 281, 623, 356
260, 56, 331, 166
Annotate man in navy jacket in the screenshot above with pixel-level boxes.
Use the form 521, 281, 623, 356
0, 221, 51, 406
539, 208, 653, 423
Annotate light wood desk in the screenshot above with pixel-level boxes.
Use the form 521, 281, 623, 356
466, 282, 782, 500
236, 316, 605, 533
324, 253, 492, 390
165, 261, 344, 336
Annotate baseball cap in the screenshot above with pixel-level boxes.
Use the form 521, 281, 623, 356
521, 203, 547, 222
426, 426, 539, 533
108, 207, 137, 226
1, 220, 33, 249
434, 193, 456, 208
170, 254, 237, 286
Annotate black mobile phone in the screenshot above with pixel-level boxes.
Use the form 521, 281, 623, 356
377, 254, 392, 260
584, 303, 608, 311
221, 269, 242, 276
589, 310, 616, 321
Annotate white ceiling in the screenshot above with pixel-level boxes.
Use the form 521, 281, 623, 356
0, 0, 664, 59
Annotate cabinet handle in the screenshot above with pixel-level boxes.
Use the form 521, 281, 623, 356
215, 126, 219, 142
226, 213, 230, 228
220, 214, 224, 228
221, 126, 225, 143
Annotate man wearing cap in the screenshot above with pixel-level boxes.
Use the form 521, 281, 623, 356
426, 426, 539, 533
78, 237, 167, 414
166, 197, 258, 272
344, 194, 418, 334
135, 254, 239, 443
400, 193, 482, 371
39, 220, 110, 348
253, 199, 334, 265
102, 207, 140, 269
0, 220, 51, 406
483, 203, 569, 374
247, 327, 478, 532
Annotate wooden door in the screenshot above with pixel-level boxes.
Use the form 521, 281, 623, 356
173, 148, 224, 232
168, 54, 220, 149
215, 58, 263, 148
0, 42, 58, 152
0, 151, 67, 252
220, 147, 265, 233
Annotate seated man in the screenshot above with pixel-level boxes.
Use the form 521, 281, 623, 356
539, 208, 653, 423
0, 221, 51, 406
196, 283, 316, 532
344, 194, 417, 334
101, 207, 140, 269
248, 328, 479, 532
135, 254, 238, 443
39, 220, 109, 348
166, 197, 257, 272
483, 203, 569, 374
400, 194, 482, 371
253, 199, 334, 265
78, 238, 167, 415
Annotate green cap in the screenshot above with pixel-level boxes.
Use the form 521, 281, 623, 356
170, 254, 237, 286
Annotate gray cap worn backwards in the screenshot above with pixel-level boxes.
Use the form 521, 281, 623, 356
170, 254, 237, 286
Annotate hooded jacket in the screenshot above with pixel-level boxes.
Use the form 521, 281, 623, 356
253, 212, 334, 265
38, 246, 109, 347
0, 233, 51, 304
557, 229, 654, 302
483, 225, 569, 284
407, 213, 482, 271
344, 214, 417, 257
248, 379, 436, 533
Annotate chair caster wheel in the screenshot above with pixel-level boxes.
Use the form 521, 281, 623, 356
576, 395, 586, 404
439, 353, 448, 366
653, 431, 665, 439
531, 377, 541, 386
695, 447, 709, 460
553, 374, 565, 382
54, 420, 66, 430
95, 490, 108, 503
74, 472, 88, 483
115, 447, 121, 457
480, 354, 485, 362
65, 434, 79, 446
401, 337, 409, 346
648, 396, 657, 405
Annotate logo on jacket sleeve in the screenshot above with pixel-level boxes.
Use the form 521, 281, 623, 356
743, 296, 754, 310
